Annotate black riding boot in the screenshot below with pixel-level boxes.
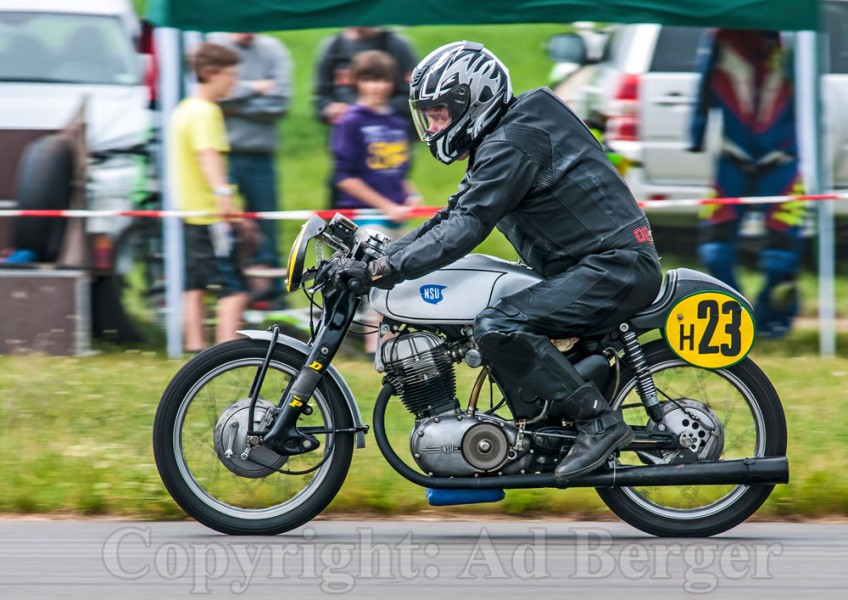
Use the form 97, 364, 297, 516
553, 382, 633, 483
475, 309, 633, 482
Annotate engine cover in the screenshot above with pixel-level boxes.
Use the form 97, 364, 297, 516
410, 410, 532, 477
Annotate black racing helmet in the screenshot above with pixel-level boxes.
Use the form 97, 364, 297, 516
409, 41, 512, 164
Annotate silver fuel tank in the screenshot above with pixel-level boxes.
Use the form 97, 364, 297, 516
368, 254, 542, 326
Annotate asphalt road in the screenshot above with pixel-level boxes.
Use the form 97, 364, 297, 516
1, 519, 846, 599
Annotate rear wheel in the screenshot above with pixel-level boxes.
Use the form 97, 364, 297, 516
153, 339, 354, 535
597, 340, 787, 537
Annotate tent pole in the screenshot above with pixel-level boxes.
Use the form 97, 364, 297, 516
796, 30, 836, 357
155, 27, 185, 359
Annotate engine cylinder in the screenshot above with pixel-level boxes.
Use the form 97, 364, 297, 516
382, 332, 456, 416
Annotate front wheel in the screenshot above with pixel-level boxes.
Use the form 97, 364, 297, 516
153, 339, 354, 535
597, 340, 787, 537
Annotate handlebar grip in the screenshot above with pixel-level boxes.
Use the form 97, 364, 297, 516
348, 279, 363, 294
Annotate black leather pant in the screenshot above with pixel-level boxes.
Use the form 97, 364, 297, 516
473, 247, 662, 420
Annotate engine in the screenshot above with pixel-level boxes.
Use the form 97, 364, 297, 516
409, 409, 533, 477
382, 332, 532, 477
381, 332, 458, 417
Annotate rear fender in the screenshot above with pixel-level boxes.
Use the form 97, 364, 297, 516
629, 268, 754, 332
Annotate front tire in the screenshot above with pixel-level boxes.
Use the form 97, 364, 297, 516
597, 340, 787, 537
153, 339, 354, 535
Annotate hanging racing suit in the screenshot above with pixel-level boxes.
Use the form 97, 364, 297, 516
689, 29, 805, 338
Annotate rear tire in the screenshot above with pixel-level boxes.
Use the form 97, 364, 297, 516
153, 339, 354, 535
597, 340, 787, 537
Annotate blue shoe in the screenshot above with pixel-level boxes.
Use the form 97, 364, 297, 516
3, 249, 38, 264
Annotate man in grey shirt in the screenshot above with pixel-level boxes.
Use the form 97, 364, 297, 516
208, 32, 292, 307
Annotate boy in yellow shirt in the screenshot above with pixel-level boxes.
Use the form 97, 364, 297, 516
169, 42, 247, 352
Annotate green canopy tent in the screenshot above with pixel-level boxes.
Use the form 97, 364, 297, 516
146, 1, 833, 359
148, 0, 818, 32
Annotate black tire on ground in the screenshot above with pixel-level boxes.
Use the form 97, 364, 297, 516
153, 339, 355, 535
13, 135, 75, 263
596, 340, 787, 537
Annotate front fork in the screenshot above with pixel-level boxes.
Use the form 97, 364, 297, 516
619, 322, 664, 424
250, 287, 361, 455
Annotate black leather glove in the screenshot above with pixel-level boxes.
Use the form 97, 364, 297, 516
325, 257, 370, 290
321, 256, 398, 292
367, 255, 396, 290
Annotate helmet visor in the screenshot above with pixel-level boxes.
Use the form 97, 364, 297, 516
409, 83, 471, 142
410, 103, 452, 142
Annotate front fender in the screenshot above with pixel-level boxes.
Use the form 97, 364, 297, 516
236, 329, 367, 449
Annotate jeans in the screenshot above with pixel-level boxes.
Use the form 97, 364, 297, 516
229, 152, 282, 293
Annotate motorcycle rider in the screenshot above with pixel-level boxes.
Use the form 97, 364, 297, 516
330, 41, 663, 482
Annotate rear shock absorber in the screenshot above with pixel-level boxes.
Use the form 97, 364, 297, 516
619, 323, 664, 423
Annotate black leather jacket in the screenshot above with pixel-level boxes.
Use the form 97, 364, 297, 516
385, 87, 655, 281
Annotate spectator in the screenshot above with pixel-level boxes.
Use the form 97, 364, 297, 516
330, 50, 419, 356
314, 27, 417, 126
208, 32, 292, 309
689, 29, 806, 338
169, 42, 249, 352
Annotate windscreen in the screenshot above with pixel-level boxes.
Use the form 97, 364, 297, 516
649, 26, 705, 73
0, 12, 139, 85
825, 1, 848, 74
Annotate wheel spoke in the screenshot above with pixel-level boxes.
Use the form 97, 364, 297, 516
615, 358, 766, 515
175, 358, 336, 514
154, 340, 355, 534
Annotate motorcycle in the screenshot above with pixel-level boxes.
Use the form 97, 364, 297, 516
153, 213, 788, 537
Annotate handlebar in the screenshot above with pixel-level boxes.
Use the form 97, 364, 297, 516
311, 258, 371, 297
293, 215, 392, 295
348, 278, 364, 295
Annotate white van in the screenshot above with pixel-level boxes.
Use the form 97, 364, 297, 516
0, 0, 160, 342
553, 2, 848, 210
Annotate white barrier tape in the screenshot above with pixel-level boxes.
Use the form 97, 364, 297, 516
0, 192, 844, 220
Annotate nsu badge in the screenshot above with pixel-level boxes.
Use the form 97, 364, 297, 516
420, 284, 447, 305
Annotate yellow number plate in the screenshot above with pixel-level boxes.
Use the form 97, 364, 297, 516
664, 291, 755, 369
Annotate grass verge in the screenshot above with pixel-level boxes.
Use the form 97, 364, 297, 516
0, 329, 846, 520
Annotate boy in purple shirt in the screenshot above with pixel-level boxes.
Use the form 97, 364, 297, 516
331, 50, 419, 228
330, 50, 419, 355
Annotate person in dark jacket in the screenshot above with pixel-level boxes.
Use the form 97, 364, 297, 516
314, 27, 417, 125
329, 41, 663, 482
